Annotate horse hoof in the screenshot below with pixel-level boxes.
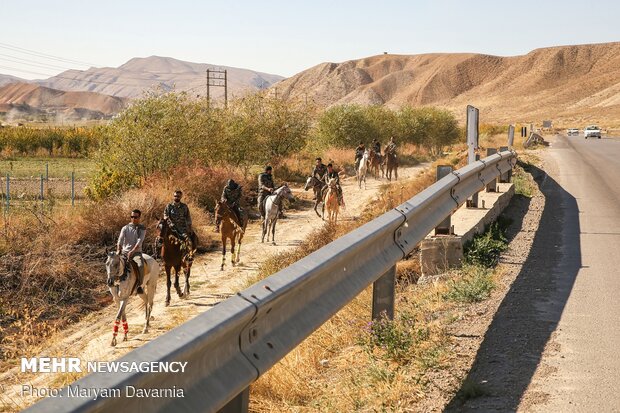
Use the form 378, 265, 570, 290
272, 242, 276, 246
123, 335, 128, 342
111, 338, 117, 347
142, 328, 148, 334
165, 300, 170, 307
220, 266, 224, 271
150, 316, 155, 320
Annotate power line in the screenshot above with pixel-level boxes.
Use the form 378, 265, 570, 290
0, 54, 77, 72
0, 42, 99, 67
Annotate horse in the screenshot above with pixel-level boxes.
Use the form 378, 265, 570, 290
215, 201, 248, 270
324, 178, 339, 223
155, 218, 197, 306
368, 149, 384, 179
357, 150, 370, 190
262, 183, 295, 245
304, 175, 326, 218
385, 150, 398, 181
105, 251, 159, 346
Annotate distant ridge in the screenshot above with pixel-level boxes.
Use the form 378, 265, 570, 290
37, 55, 284, 99
274, 42, 620, 125
0, 82, 127, 121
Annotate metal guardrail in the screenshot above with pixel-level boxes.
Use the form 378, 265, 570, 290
24, 150, 517, 413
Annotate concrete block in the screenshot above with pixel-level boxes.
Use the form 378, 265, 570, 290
420, 236, 463, 276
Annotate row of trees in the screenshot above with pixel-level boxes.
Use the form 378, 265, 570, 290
85, 91, 462, 199
0, 126, 101, 157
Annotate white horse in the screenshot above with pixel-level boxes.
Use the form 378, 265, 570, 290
357, 150, 370, 189
262, 183, 296, 245
105, 252, 159, 346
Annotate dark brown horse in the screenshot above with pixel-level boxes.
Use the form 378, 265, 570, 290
214, 201, 248, 270
368, 149, 384, 179
156, 218, 196, 306
385, 151, 398, 181
304, 175, 326, 217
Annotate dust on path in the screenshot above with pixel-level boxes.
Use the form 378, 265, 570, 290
0, 164, 427, 412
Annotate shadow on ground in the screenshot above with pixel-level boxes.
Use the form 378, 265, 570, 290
445, 164, 581, 411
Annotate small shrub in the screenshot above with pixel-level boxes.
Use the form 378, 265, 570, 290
464, 222, 507, 268
444, 265, 495, 303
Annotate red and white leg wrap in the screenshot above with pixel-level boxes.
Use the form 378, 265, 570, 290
113, 320, 120, 337
122, 321, 128, 334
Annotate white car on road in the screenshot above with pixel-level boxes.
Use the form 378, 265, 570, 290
567, 128, 579, 136
584, 125, 601, 139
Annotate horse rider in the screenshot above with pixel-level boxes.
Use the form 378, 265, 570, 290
311, 157, 328, 200
323, 163, 344, 206
371, 138, 381, 155
163, 190, 197, 248
354, 142, 365, 170
215, 179, 243, 232
385, 136, 397, 155
257, 165, 275, 218
116, 209, 145, 294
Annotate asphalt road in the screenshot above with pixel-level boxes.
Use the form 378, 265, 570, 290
526, 134, 620, 411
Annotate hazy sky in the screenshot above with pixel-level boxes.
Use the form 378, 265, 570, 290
1, 0, 619, 79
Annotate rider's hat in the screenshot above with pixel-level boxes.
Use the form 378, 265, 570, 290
265, 165, 272, 172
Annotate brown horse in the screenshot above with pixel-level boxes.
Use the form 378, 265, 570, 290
156, 218, 197, 306
368, 149, 383, 179
214, 201, 248, 270
324, 178, 339, 223
304, 175, 326, 217
385, 151, 398, 181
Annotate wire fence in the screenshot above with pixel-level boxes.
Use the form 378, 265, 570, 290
0, 173, 88, 213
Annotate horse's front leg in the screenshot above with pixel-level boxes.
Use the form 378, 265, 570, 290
174, 267, 182, 298
235, 236, 242, 264
271, 218, 278, 245
165, 266, 172, 307
183, 264, 191, 298
111, 300, 127, 346
121, 312, 128, 342
221, 238, 227, 271
261, 219, 267, 243
230, 238, 236, 267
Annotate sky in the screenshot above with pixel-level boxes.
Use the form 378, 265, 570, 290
1, 0, 619, 80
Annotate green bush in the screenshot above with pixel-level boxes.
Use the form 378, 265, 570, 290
464, 222, 508, 268
444, 265, 495, 303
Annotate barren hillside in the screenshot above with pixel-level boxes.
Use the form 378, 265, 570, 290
0, 74, 25, 87
38, 56, 284, 99
275, 42, 620, 125
0, 82, 127, 121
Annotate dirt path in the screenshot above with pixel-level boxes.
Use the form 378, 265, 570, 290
0, 164, 427, 412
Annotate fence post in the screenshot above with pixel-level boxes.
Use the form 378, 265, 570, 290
508, 125, 515, 148
435, 165, 453, 234
5, 173, 9, 213
40, 174, 44, 200
217, 387, 249, 413
46, 162, 49, 181
71, 172, 75, 207
372, 265, 396, 321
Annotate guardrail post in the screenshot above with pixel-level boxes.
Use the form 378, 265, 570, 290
466, 105, 479, 208
217, 387, 249, 413
499, 146, 511, 183
486, 148, 498, 192
435, 165, 453, 235
372, 265, 396, 321
508, 125, 515, 148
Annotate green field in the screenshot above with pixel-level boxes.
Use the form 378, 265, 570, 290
0, 157, 96, 180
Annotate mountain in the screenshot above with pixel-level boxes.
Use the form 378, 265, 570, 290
0, 82, 127, 122
274, 42, 620, 125
0, 74, 26, 87
38, 56, 284, 99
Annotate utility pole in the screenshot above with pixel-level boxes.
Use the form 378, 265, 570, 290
206, 68, 228, 107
